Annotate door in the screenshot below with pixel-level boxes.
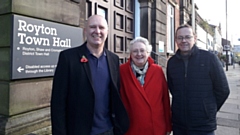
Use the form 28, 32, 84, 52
86, 0, 134, 64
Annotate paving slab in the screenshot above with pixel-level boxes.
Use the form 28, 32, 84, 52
216, 126, 239, 135
217, 112, 239, 120
216, 65, 240, 135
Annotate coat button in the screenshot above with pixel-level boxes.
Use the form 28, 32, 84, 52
111, 114, 115, 118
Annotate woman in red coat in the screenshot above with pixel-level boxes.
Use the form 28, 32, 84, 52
120, 37, 172, 135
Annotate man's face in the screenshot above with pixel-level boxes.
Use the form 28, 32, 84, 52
175, 27, 196, 55
84, 15, 108, 48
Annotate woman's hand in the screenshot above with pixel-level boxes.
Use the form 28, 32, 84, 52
166, 132, 171, 135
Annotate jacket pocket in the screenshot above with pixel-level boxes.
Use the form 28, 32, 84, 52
203, 99, 217, 120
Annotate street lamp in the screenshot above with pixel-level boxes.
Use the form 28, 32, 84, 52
226, 0, 228, 71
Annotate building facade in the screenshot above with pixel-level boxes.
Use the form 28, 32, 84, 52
1, 0, 212, 134
0, 0, 177, 134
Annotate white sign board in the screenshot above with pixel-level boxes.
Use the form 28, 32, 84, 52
233, 45, 240, 52
223, 45, 230, 51
159, 41, 164, 52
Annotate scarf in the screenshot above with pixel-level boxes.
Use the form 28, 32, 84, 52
131, 61, 149, 86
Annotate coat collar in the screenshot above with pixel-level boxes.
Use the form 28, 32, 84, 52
77, 42, 94, 88
77, 42, 117, 91
175, 45, 199, 59
126, 57, 155, 105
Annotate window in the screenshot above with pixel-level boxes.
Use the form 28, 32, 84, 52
97, 7, 107, 18
167, 4, 174, 53
134, 0, 140, 37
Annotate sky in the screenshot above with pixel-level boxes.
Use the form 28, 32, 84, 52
195, 0, 240, 45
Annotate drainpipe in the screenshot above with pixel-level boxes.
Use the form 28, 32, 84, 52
192, 0, 195, 32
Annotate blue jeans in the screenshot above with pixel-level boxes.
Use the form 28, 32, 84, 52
173, 127, 215, 135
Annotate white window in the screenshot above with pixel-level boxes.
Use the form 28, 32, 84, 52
134, 0, 140, 37
167, 4, 174, 53
97, 7, 106, 18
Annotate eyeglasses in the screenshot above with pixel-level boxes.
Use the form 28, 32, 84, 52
176, 36, 193, 41
132, 49, 147, 55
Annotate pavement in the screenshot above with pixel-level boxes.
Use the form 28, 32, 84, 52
216, 63, 240, 135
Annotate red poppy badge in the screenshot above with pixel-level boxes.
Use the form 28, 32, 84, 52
80, 55, 88, 63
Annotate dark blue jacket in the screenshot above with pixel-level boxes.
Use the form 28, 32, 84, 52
167, 45, 230, 131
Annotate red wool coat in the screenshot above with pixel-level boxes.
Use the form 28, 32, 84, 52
120, 57, 172, 135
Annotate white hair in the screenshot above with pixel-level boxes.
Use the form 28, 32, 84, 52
129, 37, 152, 56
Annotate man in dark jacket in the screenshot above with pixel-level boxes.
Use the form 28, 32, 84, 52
51, 15, 129, 135
167, 24, 230, 135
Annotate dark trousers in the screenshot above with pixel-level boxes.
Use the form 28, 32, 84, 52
173, 127, 215, 135
97, 128, 114, 135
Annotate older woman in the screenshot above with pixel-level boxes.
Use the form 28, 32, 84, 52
120, 37, 172, 135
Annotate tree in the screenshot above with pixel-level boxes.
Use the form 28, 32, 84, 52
199, 20, 214, 36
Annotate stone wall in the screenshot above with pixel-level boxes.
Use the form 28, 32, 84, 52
0, 0, 85, 134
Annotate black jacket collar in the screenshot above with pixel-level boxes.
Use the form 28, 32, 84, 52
175, 45, 199, 59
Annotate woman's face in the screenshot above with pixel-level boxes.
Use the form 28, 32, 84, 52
130, 42, 149, 68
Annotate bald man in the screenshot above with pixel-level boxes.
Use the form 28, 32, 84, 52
51, 15, 129, 135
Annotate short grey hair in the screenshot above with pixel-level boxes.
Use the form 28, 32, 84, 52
129, 37, 152, 55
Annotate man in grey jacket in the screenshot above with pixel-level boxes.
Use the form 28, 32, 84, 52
167, 24, 230, 135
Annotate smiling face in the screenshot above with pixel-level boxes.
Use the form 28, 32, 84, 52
130, 42, 149, 68
175, 27, 196, 55
84, 15, 108, 49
